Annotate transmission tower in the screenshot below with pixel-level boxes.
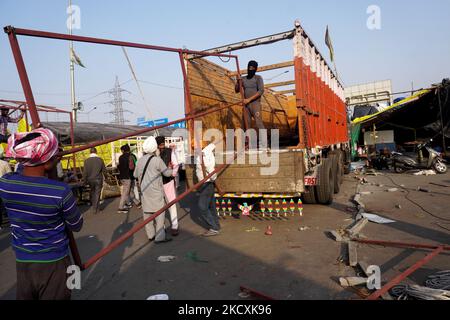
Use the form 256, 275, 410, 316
106, 76, 132, 125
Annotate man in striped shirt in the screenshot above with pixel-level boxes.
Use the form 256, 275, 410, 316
0, 128, 83, 300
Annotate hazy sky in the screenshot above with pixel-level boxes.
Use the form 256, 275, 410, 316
1, 0, 449, 124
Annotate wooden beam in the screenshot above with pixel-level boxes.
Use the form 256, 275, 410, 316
229, 61, 294, 76
265, 80, 295, 88
274, 89, 296, 96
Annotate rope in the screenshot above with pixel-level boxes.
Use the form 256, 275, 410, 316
390, 270, 450, 299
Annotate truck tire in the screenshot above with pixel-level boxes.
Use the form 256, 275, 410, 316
301, 186, 317, 204
315, 158, 334, 205
343, 149, 351, 174
329, 153, 343, 194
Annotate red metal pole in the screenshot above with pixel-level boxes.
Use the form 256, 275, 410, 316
240, 285, 275, 300
235, 56, 249, 131
82, 150, 240, 270
69, 113, 77, 178
293, 57, 306, 149
6, 26, 237, 59
352, 238, 450, 251
5, 27, 41, 128
178, 52, 195, 152
366, 246, 445, 300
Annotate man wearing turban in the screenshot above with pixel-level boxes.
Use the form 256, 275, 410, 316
0, 128, 83, 300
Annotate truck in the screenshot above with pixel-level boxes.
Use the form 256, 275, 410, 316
184, 21, 350, 208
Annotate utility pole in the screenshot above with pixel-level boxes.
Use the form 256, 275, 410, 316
106, 76, 132, 125
69, 0, 77, 122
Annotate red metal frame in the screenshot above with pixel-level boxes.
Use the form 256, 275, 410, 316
351, 238, 450, 300
4, 25, 243, 154
3, 26, 251, 270
1, 100, 79, 174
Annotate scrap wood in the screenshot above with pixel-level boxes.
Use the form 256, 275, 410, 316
358, 261, 393, 300
346, 218, 369, 236
348, 241, 358, 267
339, 277, 367, 287
239, 285, 276, 300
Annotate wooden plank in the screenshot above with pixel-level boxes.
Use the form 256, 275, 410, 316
358, 261, 393, 300
265, 80, 295, 88
187, 58, 298, 142
274, 89, 296, 96
229, 61, 294, 76
347, 218, 369, 236
348, 241, 358, 267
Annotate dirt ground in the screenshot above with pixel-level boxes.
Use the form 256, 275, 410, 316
0, 170, 449, 300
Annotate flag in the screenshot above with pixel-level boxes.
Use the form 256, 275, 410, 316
70, 47, 86, 68
325, 25, 334, 63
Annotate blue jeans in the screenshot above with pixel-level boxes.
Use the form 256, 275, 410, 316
198, 182, 220, 231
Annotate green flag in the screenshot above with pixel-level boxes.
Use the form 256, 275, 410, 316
70, 47, 86, 68
325, 25, 334, 63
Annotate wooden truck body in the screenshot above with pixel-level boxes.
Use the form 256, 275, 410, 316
184, 21, 349, 204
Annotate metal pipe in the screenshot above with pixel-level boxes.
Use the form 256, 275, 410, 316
82, 150, 240, 270
178, 52, 195, 151
366, 246, 444, 300
352, 238, 450, 251
5, 27, 41, 128
235, 56, 249, 131
69, 113, 77, 178
60, 100, 242, 157
5, 26, 237, 59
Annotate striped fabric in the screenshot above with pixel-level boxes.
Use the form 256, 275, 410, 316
0, 173, 83, 263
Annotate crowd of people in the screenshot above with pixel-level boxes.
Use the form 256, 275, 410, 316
0, 127, 222, 300
0, 59, 267, 300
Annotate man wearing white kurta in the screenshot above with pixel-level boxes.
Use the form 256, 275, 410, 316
134, 136, 173, 243
196, 143, 220, 236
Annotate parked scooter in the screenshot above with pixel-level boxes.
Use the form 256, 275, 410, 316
392, 141, 447, 174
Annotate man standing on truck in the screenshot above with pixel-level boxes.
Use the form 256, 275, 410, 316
0, 128, 83, 300
235, 60, 266, 148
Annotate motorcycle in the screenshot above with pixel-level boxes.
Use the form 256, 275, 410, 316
392, 141, 447, 174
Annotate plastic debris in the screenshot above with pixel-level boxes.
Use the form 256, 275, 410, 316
395, 204, 402, 209
147, 294, 169, 300
387, 188, 398, 192
186, 251, 208, 263
157, 255, 176, 263
298, 226, 310, 231
238, 292, 250, 299
361, 213, 396, 224
413, 170, 436, 176
245, 227, 260, 233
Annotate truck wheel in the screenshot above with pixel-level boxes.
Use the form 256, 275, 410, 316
301, 186, 317, 204
329, 153, 343, 194
343, 150, 351, 174
315, 158, 334, 205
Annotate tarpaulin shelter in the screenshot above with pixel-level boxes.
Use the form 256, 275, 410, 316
42, 122, 179, 145
351, 79, 450, 154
